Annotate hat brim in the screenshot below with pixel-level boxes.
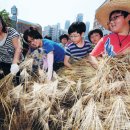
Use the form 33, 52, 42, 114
95, 0, 130, 30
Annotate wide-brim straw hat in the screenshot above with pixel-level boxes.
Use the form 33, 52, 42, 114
95, 0, 130, 30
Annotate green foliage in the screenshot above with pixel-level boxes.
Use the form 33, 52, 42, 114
0, 9, 11, 26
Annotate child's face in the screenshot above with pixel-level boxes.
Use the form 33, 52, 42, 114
61, 38, 68, 44
27, 36, 41, 48
69, 32, 83, 44
108, 12, 129, 33
90, 33, 102, 44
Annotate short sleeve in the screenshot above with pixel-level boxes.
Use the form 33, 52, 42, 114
65, 46, 71, 57
7, 27, 19, 38
43, 40, 54, 54
90, 38, 105, 57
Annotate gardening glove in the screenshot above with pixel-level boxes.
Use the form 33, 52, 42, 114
10, 64, 19, 75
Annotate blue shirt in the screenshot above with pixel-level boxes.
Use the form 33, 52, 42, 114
42, 39, 65, 63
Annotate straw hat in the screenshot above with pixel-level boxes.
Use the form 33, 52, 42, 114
96, 0, 130, 30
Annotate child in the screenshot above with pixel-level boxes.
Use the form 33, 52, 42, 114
64, 21, 98, 68
59, 34, 69, 48
23, 27, 65, 81
88, 29, 103, 46
91, 0, 130, 57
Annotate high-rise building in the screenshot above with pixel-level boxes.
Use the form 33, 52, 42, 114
43, 25, 52, 37
76, 13, 83, 22
64, 20, 70, 31
85, 21, 90, 35
84, 21, 90, 40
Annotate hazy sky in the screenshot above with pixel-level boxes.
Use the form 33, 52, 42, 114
0, 0, 105, 29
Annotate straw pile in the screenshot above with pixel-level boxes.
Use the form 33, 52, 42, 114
0, 54, 130, 130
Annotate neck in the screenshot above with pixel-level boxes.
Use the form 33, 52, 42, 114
118, 25, 130, 35
39, 39, 42, 47
0, 32, 6, 40
76, 39, 84, 47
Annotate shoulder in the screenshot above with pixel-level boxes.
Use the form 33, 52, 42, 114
7, 27, 17, 33
103, 33, 115, 39
67, 42, 75, 48
43, 39, 55, 45
7, 27, 19, 37
84, 40, 92, 45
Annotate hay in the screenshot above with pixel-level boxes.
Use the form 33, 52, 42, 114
1, 54, 130, 129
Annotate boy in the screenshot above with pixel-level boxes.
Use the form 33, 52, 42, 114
64, 22, 98, 68
59, 34, 69, 48
91, 0, 130, 57
88, 29, 103, 46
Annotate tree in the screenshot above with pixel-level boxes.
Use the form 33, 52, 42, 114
0, 9, 11, 26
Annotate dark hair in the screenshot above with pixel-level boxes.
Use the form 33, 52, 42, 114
109, 10, 130, 25
0, 15, 7, 33
23, 27, 42, 43
68, 22, 86, 35
88, 29, 103, 42
59, 34, 69, 42
44, 35, 52, 40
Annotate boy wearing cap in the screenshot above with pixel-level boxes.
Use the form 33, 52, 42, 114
91, 0, 130, 57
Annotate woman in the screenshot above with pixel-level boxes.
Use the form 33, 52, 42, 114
23, 27, 65, 81
0, 15, 22, 79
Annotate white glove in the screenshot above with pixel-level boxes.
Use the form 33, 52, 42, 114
10, 64, 19, 75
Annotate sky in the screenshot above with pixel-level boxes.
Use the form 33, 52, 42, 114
0, 0, 105, 30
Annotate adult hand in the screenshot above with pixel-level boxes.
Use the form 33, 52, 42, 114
10, 64, 19, 75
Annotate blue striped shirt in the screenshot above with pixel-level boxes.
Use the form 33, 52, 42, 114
65, 41, 92, 60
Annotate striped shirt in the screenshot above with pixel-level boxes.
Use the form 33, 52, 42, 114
0, 27, 19, 63
65, 41, 92, 60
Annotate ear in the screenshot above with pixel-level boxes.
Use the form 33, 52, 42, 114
127, 14, 130, 24
127, 14, 130, 20
81, 32, 85, 37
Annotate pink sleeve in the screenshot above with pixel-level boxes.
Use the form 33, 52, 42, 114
90, 38, 105, 57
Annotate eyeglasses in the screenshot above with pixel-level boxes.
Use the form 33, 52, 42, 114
107, 14, 123, 25
69, 34, 80, 39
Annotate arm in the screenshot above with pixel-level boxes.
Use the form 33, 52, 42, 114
90, 37, 104, 57
64, 55, 72, 68
12, 37, 22, 64
47, 51, 54, 81
86, 54, 98, 69
10, 37, 22, 75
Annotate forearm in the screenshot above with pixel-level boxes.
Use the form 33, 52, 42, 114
12, 37, 22, 64
87, 55, 98, 69
47, 52, 54, 81
64, 55, 72, 68
47, 65, 53, 81
64, 61, 72, 68
12, 47, 22, 64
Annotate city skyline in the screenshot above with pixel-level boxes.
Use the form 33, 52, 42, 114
0, 0, 105, 29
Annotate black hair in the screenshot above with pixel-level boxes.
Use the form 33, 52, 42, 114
88, 29, 103, 42
0, 15, 7, 33
23, 27, 42, 43
68, 22, 86, 35
109, 10, 130, 25
44, 35, 52, 40
59, 34, 69, 42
